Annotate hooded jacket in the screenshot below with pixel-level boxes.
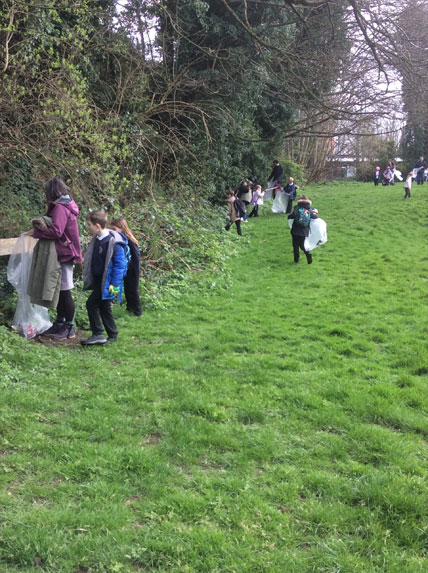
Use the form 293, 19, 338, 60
284, 182, 297, 200
83, 230, 128, 302
268, 163, 284, 184
32, 196, 82, 264
288, 199, 318, 237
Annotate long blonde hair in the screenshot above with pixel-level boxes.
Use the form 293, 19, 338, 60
110, 217, 139, 246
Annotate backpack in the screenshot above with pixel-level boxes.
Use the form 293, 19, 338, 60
111, 231, 132, 276
295, 207, 311, 227
122, 243, 132, 276
234, 197, 247, 218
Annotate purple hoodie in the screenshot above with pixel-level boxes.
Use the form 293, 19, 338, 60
33, 196, 82, 263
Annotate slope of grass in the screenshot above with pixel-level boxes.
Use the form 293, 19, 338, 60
0, 181, 427, 572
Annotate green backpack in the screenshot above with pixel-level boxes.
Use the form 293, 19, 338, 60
296, 207, 311, 227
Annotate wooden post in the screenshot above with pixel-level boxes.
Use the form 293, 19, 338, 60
0, 238, 19, 256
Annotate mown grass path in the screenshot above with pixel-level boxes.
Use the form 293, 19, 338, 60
1, 182, 427, 572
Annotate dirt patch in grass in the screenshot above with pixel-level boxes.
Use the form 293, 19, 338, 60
34, 330, 89, 349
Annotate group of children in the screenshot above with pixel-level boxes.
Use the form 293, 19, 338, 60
226, 177, 318, 264
29, 178, 142, 346
25, 173, 320, 345
225, 183, 265, 235
81, 211, 142, 346
373, 156, 428, 198
373, 162, 416, 199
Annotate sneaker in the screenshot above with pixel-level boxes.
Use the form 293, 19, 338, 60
40, 321, 63, 336
81, 334, 107, 346
107, 335, 118, 343
67, 325, 76, 339
50, 324, 70, 339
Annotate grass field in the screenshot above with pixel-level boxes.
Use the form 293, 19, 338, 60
1, 181, 427, 572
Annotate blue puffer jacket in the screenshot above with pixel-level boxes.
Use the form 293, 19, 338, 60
83, 230, 128, 302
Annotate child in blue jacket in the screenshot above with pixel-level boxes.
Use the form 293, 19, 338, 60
81, 210, 128, 345
111, 217, 142, 316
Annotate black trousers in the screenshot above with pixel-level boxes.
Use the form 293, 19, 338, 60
226, 220, 242, 235
86, 279, 117, 337
248, 204, 258, 217
404, 187, 411, 198
124, 270, 142, 316
56, 289, 75, 322
292, 235, 311, 263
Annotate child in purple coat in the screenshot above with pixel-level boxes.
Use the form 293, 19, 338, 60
28, 178, 82, 339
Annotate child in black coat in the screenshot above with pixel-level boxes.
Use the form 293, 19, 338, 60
287, 195, 318, 264
111, 217, 142, 316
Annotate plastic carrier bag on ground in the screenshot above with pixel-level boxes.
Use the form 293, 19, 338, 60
272, 191, 289, 213
288, 218, 328, 251
7, 234, 52, 338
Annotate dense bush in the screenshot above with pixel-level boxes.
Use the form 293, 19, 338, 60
0, 189, 236, 326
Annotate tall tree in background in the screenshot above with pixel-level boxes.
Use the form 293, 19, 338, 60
0, 0, 424, 210
398, 0, 428, 165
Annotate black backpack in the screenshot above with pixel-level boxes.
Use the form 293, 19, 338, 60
234, 197, 247, 218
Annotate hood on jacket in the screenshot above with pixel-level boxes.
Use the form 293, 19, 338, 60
297, 197, 312, 207
48, 196, 79, 217
108, 229, 128, 246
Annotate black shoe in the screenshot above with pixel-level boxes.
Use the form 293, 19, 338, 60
40, 321, 63, 337
307, 253, 313, 264
107, 335, 118, 343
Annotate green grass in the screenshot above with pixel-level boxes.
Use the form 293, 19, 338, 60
0, 181, 427, 572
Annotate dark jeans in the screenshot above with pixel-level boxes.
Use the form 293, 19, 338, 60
416, 171, 424, 185
248, 204, 258, 217
404, 187, 411, 199
292, 235, 312, 263
86, 279, 118, 338
124, 270, 142, 316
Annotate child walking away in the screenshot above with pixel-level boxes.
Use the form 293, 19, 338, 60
225, 190, 243, 235
81, 210, 128, 346
111, 217, 142, 316
248, 185, 265, 218
288, 195, 318, 264
404, 171, 413, 199
29, 177, 82, 339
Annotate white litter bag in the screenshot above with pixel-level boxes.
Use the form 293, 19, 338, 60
288, 218, 328, 251
272, 190, 289, 214
394, 169, 403, 182
264, 181, 274, 201
7, 234, 52, 338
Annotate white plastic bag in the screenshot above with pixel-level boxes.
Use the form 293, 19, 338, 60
272, 190, 289, 214
7, 234, 52, 338
288, 218, 328, 251
264, 181, 274, 201
394, 169, 403, 182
